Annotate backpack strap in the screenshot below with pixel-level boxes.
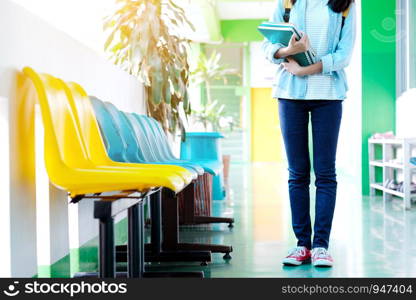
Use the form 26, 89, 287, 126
341, 4, 351, 28
283, 0, 351, 28
283, 0, 292, 23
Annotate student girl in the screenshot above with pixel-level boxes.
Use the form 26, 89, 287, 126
262, 0, 356, 267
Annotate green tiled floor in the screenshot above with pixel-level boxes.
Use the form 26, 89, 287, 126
49, 162, 416, 278
147, 162, 416, 277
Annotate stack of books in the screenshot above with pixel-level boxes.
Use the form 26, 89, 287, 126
258, 22, 316, 66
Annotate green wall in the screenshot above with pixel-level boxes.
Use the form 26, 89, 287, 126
362, 0, 396, 195
220, 19, 266, 43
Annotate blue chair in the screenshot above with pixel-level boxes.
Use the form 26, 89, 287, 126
91, 97, 234, 259
90, 96, 216, 266
90, 97, 201, 178
132, 114, 207, 174
123, 111, 204, 175
134, 115, 234, 229
139, 116, 221, 176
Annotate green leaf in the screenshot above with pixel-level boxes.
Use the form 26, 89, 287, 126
164, 81, 172, 104
150, 76, 163, 105
183, 90, 190, 112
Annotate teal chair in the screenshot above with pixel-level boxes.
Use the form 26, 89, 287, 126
139, 116, 221, 176
133, 114, 234, 230
91, 97, 202, 177
90, 96, 213, 267
91, 97, 233, 259
132, 114, 210, 174
123, 111, 204, 174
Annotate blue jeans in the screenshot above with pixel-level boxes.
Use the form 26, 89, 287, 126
278, 99, 343, 249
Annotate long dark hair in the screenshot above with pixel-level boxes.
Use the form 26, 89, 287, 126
290, 0, 354, 13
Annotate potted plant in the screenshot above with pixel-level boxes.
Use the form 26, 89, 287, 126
191, 50, 239, 108
191, 100, 235, 132
103, 0, 195, 136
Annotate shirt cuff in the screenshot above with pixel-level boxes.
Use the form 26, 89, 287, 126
268, 43, 285, 64
321, 54, 333, 75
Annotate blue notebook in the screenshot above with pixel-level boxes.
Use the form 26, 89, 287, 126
258, 22, 316, 66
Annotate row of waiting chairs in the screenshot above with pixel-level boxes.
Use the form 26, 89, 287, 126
22, 67, 234, 278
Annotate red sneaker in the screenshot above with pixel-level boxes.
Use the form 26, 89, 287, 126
312, 248, 333, 267
282, 246, 311, 266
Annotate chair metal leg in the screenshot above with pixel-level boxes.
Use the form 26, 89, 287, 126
179, 175, 235, 227
139, 202, 145, 274
80, 198, 204, 279
163, 189, 233, 260
76, 196, 143, 279
146, 191, 207, 276
117, 189, 212, 267
127, 203, 144, 278
144, 191, 211, 264
99, 217, 115, 278
150, 193, 162, 255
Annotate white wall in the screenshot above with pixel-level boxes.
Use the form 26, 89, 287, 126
10, 0, 115, 55
0, 96, 11, 277
0, 0, 145, 277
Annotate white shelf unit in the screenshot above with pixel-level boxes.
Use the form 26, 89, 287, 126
368, 137, 416, 210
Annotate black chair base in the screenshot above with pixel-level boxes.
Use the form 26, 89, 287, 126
82, 191, 206, 278
143, 271, 204, 278
178, 176, 235, 228
181, 216, 235, 228
146, 216, 235, 228
115, 245, 211, 264
74, 271, 204, 278
161, 189, 233, 261
168, 243, 233, 260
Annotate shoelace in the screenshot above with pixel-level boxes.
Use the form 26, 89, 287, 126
312, 248, 329, 259
288, 247, 306, 257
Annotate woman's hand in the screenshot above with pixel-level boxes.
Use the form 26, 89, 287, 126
274, 32, 310, 59
282, 58, 304, 76
287, 32, 310, 55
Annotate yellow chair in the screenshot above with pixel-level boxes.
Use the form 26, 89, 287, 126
22, 67, 190, 197
61, 79, 195, 182
21, 67, 200, 278
58, 79, 195, 180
